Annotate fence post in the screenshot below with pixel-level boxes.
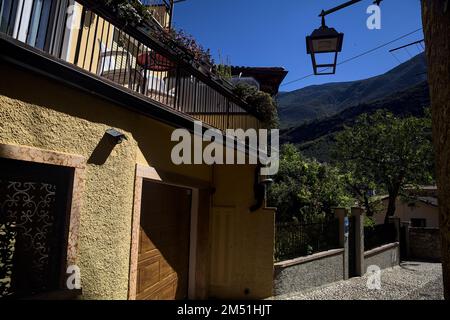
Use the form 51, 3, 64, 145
401, 221, 411, 259
388, 217, 401, 242
334, 208, 349, 280
388, 217, 401, 266
351, 207, 365, 276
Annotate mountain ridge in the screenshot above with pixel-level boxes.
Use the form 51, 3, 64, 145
277, 53, 428, 129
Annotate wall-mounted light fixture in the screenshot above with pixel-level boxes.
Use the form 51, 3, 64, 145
250, 169, 274, 212
106, 128, 127, 144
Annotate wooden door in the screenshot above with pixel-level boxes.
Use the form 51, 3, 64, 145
136, 182, 192, 300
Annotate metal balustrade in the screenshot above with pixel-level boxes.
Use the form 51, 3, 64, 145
0, 0, 260, 131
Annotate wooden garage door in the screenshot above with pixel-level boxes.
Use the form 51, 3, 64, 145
136, 182, 192, 300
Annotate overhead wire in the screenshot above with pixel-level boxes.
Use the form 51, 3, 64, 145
390, 52, 402, 64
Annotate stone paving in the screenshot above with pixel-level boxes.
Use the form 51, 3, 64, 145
270, 261, 444, 300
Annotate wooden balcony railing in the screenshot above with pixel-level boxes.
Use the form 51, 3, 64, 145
0, 0, 261, 131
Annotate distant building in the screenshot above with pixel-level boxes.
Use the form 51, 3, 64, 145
230, 66, 288, 97
373, 186, 439, 227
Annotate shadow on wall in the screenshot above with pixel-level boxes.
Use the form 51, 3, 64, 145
87, 133, 119, 165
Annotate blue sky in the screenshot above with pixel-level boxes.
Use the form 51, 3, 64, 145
172, 0, 424, 92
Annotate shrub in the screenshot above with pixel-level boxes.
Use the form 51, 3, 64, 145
233, 84, 279, 129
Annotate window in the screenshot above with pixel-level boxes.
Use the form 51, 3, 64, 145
0, 0, 71, 53
411, 218, 426, 228
0, 157, 74, 298
0, 0, 19, 34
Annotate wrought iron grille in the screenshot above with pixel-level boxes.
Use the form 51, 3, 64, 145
0, 181, 58, 297
0, 159, 72, 298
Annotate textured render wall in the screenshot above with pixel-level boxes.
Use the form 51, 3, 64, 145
209, 165, 275, 299
409, 228, 441, 261
273, 250, 345, 296
364, 243, 400, 272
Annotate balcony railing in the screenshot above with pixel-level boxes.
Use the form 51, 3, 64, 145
0, 0, 261, 131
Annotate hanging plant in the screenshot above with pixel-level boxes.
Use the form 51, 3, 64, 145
98, 1, 216, 75
156, 28, 214, 66
101, 0, 152, 26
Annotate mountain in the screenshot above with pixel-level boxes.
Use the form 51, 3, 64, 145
277, 53, 427, 128
281, 81, 430, 162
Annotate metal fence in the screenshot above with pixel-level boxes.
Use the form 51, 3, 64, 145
0, 0, 258, 131
364, 223, 397, 251
275, 219, 340, 262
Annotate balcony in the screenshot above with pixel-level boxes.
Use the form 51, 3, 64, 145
0, 0, 261, 131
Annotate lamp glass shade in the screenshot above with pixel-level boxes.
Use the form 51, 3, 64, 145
312, 37, 340, 53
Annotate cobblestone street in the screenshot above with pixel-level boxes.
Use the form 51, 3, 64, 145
271, 261, 444, 300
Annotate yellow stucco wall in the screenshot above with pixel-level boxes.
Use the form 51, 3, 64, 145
0, 61, 275, 299
194, 114, 261, 131
210, 165, 275, 299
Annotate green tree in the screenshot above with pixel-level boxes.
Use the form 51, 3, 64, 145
334, 110, 434, 223
268, 144, 352, 222
341, 170, 380, 217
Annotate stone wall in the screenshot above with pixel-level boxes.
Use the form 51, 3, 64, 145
274, 249, 345, 296
409, 228, 441, 261
364, 243, 400, 272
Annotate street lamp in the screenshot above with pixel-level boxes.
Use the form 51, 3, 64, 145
306, 0, 384, 75
306, 15, 344, 75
